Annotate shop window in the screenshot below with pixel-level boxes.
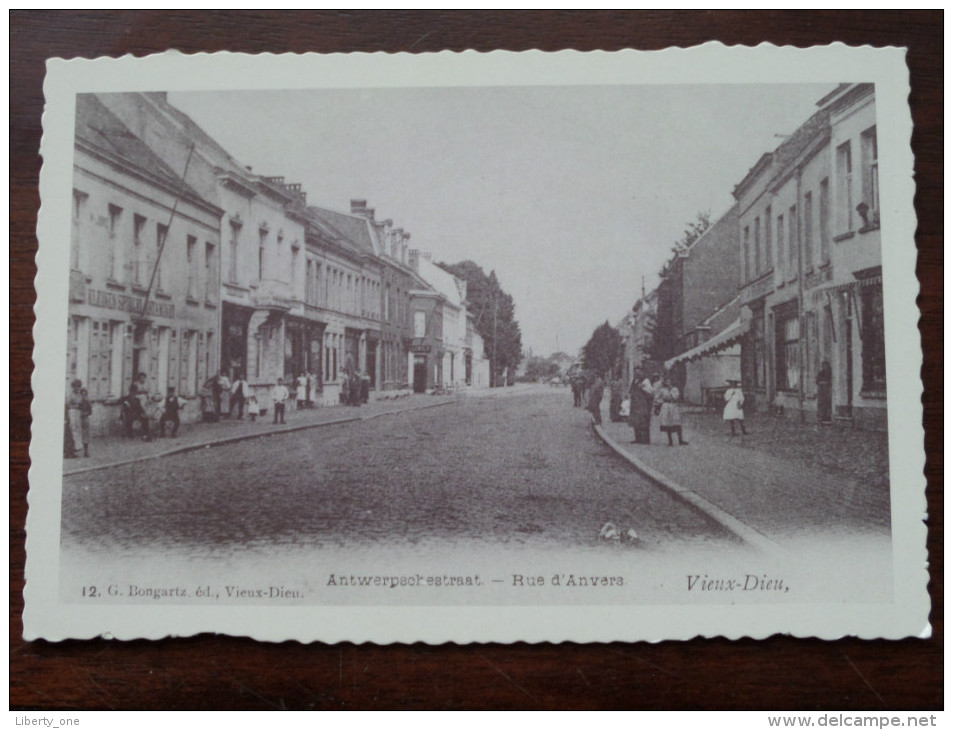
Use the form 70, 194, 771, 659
775, 311, 800, 392
860, 285, 886, 392
110, 321, 124, 397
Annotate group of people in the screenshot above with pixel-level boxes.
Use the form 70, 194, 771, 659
575, 367, 753, 447
624, 369, 689, 446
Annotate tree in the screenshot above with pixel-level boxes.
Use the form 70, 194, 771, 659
438, 260, 523, 386
582, 321, 623, 378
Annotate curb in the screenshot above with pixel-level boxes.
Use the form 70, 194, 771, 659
592, 421, 786, 556
63, 398, 459, 477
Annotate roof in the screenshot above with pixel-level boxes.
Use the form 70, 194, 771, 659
139, 92, 247, 176
733, 107, 831, 200
75, 94, 207, 204
307, 206, 378, 256
416, 257, 465, 307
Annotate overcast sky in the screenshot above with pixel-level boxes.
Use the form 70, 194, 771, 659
170, 83, 833, 356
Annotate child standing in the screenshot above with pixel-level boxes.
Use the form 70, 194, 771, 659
723, 379, 748, 436
247, 394, 259, 422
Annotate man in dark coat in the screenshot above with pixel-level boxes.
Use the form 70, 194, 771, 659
587, 373, 605, 425
627, 367, 653, 444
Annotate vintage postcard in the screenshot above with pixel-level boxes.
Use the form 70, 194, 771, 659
26, 45, 928, 643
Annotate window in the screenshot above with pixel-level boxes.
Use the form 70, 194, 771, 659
754, 217, 761, 276
187, 235, 197, 299
860, 285, 886, 392
108, 204, 123, 280
71, 190, 88, 271
787, 205, 797, 279
291, 246, 299, 289
861, 126, 879, 223
155, 223, 168, 290
385, 284, 391, 321
742, 226, 750, 282
819, 178, 831, 265
775, 311, 800, 392
776, 214, 785, 281
133, 215, 146, 285
803, 192, 814, 268
836, 141, 853, 232
414, 311, 426, 338
258, 228, 267, 280
228, 221, 240, 283
764, 205, 772, 271
205, 242, 216, 301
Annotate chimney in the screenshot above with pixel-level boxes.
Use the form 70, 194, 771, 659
421, 251, 432, 261
350, 199, 368, 215
408, 249, 420, 273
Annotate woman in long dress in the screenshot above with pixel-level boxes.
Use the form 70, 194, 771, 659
656, 376, 688, 446
626, 368, 653, 444
296, 372, 308, 409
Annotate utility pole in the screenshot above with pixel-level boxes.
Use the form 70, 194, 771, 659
492, 293, 498, 388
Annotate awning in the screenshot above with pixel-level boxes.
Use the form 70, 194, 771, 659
665, 317, 748, 368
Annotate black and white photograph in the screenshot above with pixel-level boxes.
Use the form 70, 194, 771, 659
26, 46, 927, 643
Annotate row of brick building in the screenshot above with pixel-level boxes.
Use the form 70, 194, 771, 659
620, 83, 886, 429
67, 92, 489, 435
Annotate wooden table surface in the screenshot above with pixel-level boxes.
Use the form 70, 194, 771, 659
10, 10, 942, 710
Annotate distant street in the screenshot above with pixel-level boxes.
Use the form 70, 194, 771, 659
61, 388, 733, 558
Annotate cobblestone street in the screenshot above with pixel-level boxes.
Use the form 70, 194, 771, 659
61, 387, 734, 559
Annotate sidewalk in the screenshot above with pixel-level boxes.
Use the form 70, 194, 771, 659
597, 409, 891, 548
62, 392, 461, 476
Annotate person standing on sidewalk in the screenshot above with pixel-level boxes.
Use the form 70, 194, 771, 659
272, 378, 289, 425
723, 379, 748, 436
296, 372, 308, 410
231, 372, 249, 420
627, 368, 653, 444
65, 379, 84, 458
656, 375, 688, 446
217, 370, 231, 419
587, 372, 605, 426
79, 387, 92, 457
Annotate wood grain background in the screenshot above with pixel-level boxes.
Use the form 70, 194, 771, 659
10, 10, 942, 710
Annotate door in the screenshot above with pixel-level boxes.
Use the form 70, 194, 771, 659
413, 355, 427, 393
